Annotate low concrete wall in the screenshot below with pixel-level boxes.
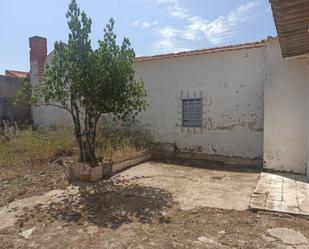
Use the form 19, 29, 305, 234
68, 153, 151, 181
0, 75, 31, 123
103, 153, 151, 176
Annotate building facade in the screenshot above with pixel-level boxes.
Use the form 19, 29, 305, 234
28, 35, 309, 178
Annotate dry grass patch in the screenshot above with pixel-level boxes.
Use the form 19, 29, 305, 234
0, 124, 153, 206
0, 128, 75, 170
0, 128, 75, 206
96, 124, 154, 162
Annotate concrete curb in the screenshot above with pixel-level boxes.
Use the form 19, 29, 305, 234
249, 205, 309, 218
103, 153, 151, 176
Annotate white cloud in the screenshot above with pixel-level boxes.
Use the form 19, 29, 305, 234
173, 0, 260, 45
157, 26, 179, 38
132, 19, 158, 29
205, 1, 260, 44
132, 0, 262, 53
154, 0, 177, 3
168, 4, 189, 19
152, 26, 190, 53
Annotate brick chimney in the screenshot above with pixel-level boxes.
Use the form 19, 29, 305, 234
29, 36, 47, 82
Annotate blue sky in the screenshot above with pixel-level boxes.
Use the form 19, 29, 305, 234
0, 0, 276, 74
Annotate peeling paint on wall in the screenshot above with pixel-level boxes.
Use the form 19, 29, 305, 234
134, 46, 265, 159
33, 41, 265, 160
264, 38, 308, 175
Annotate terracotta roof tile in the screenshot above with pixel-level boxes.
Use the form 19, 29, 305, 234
5, 70, 30, 78
134, 40, 265, 62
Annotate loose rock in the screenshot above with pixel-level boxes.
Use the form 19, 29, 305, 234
266, 227, 308, 245
21, 227, 35, 239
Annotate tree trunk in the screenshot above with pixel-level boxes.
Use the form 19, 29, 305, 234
71, 100, 99, 166
77, 136, 84, 162
83, 135, 96, 164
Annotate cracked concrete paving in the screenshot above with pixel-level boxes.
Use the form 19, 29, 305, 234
250, 172, 309, 216
115, 161, 259, 211
0, 187, 79, 230
266, 227, 308, 249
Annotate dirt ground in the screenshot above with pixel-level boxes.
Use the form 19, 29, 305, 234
0, 162, 69, 207
0, 159, 308, 249
0, 152, 146, 208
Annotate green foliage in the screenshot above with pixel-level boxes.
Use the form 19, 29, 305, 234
13, 79, 32, 106
41, 1, 147, 120
31, 0, 147, 164
97, 121, 153, 149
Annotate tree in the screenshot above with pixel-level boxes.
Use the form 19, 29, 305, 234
34, 0, 147, 165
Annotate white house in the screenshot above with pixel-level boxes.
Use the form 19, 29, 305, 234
29, 0, 309, 179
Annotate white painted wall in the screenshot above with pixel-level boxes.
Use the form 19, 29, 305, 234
307, 65, 309, 179
134, 46, 265, 159
31, 52, 72, 127
264, 38, 309, 175
34, 46, 265, 159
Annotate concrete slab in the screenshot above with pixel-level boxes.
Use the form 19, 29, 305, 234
266, 227, 308, 245
0, 187, 79, 230
114, 162, 259, 211
250, 172, 309, 216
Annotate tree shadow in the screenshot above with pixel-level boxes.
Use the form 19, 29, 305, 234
152, 155, 262, 174
263, 170, 308, 184
15, 178, 174, 229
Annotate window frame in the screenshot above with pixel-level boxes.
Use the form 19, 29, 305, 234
182, 97, 203, 128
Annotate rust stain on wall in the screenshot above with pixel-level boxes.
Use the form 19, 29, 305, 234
206, 118, 263, 132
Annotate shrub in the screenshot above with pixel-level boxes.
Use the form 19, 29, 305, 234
96, 120, 155, 162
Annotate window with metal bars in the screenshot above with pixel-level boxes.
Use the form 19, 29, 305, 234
182, 98, 203, 128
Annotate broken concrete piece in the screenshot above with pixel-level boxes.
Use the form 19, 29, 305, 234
266, 227, 308, 245
197, 236, 218, 244
21, 227, 35, 239
86, 225, 99, 236
295, 245, 309, 249
261, 234, 276, 242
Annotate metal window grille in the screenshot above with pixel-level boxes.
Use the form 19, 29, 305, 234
182, 98, 203, 128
